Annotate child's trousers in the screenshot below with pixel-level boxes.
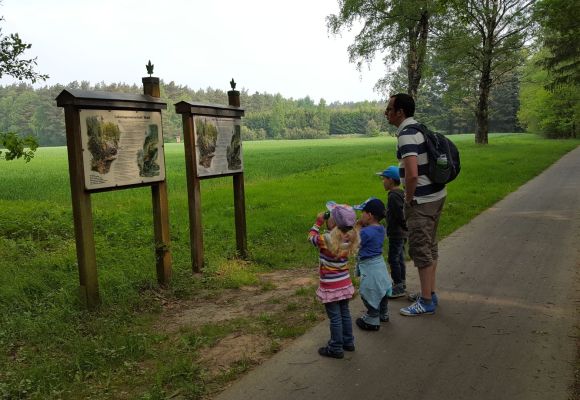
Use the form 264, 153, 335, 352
324, 299, 354, 355
388, 238, 406, 286
361, 295, 389, 326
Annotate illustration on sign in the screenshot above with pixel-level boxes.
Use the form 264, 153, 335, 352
227, 124, 242, 170
137, 124, 161, 177
194, 116, 243, 177
86, 115, 121, 174
80, 110, 166, 190
196, 118, 219, 168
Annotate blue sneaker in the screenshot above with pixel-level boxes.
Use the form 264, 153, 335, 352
408, 292, 438, 306
400, 298, 436, 316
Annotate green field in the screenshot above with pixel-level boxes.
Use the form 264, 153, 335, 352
0, 133, 578, 398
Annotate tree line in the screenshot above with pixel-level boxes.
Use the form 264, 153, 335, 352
0, 78, 523, 147
1, 0, 577, 159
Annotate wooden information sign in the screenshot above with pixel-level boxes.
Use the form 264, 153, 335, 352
56, 84, 172, 309
175, 84, 247, 272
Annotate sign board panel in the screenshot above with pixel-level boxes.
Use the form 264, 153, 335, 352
79, 109, 166, 190
194, 116, 243, 177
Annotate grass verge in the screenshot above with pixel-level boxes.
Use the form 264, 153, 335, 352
0, 134, 578, 398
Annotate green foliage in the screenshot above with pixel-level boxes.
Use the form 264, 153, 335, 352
386, 60, 522, 135
534, 0, 580, 87
327, 0, 445, 97
241, 125, 267, 141
435, 0, 534, 143
519, 50, 579, 138
0, 14, 47, 162
0, 81, 393, 146
0, 131, 38, 161
366, 119, 381, 136
282, 127, 329, 139
0, 16, 47, 83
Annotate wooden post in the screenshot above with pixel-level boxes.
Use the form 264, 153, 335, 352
175, 97, 244, 272
63, 105, 100, 309
143, 76, 172, 284
181, 114, 204, 272
228, 82, 248, 258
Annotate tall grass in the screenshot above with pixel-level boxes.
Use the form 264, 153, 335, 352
0, 133, 578, 398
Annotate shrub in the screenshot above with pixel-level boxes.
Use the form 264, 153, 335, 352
241, 126, 267, 141
280, 127, 329, 140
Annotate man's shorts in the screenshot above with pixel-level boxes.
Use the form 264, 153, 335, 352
403, 197, 446, 269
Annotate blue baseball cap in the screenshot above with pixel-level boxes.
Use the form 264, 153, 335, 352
376, 166, 400, 180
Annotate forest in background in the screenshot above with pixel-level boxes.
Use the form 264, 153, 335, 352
0, 0, 577, 150
0, 76, 522, 147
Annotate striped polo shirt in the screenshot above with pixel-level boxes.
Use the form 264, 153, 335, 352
396, 117, 446, 203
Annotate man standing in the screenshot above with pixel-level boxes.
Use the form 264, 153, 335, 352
385, 93, 446, 316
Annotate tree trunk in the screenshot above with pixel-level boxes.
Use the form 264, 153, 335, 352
406, 11, 430, 100
475, 74, 491, 144
475, 22, 494, 145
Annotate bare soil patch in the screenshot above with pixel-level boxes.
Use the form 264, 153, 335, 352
155, 268, 319, 380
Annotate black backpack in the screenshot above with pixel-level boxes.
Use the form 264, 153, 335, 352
408, 123, 461, 184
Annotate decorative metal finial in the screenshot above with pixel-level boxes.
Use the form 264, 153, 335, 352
146, 60, 154, 77
230, 78, 237, 90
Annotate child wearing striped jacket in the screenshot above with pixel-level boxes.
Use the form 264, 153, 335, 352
309, 202, 360, 359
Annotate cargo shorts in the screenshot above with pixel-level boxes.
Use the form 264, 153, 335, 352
403, 197, 446, 269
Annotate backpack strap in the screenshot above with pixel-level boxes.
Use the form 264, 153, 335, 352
403, 123, 427, 134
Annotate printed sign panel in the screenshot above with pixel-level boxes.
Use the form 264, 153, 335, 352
194, 116, 243, 177
80, 109, 166, 190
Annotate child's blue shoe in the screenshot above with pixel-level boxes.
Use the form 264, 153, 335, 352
400, 298, 436, 316
407, 291, 438, 306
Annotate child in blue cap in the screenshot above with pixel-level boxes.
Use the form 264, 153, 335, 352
377, 166, 408, 298
354, 197, 392, 330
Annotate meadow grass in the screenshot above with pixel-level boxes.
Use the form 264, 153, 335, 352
0, 133, 578, 398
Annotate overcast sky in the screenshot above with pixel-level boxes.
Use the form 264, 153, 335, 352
0, 0, 390, 103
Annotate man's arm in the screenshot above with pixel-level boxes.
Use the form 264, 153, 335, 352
402, 155, 418, 203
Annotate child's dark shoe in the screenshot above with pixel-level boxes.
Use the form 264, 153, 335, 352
318, 346, 344, 359
343, 344, 355, 352
356, 317, 380, 331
